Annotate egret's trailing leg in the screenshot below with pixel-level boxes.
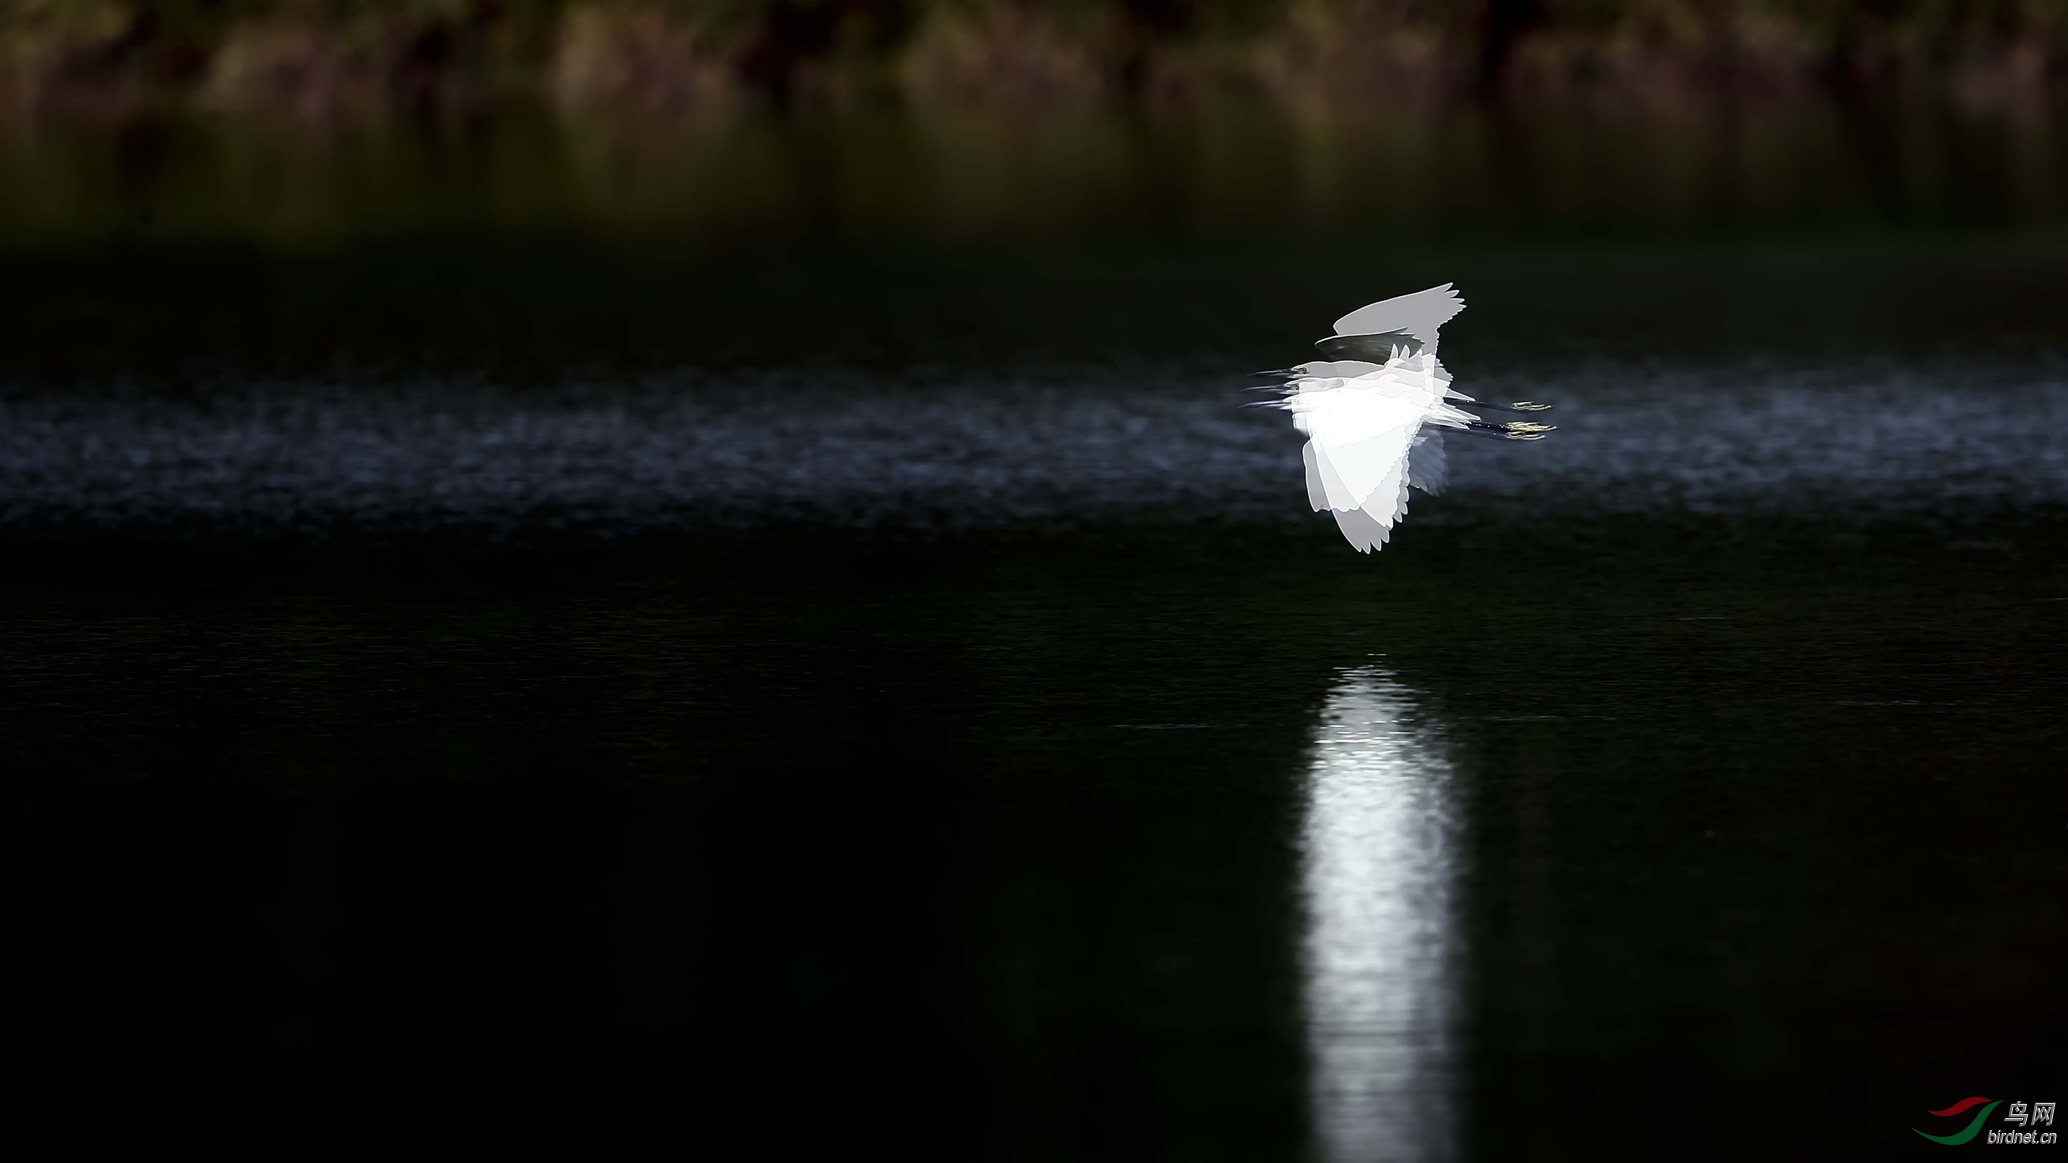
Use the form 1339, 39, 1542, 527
1458, 418, 1555, 440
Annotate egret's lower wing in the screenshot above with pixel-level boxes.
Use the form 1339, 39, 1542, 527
1310, 422, 1421, 513
1331, 507, 1392, 554
1358, 464, 1409, 531
1407, 430, 1446, 495
1296, 386, 1424, 551
1305, 437, 1367, 513
1310, 428, 1415, 545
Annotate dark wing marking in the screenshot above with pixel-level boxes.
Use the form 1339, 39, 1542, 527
1314, 330, 1424, 362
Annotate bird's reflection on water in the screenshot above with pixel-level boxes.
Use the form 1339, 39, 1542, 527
1301, 667, 1459, 1163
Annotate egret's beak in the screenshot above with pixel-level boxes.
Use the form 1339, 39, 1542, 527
1251, 369, 1299, 379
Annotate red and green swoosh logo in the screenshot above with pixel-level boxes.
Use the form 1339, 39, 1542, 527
1914, 1097, 2002, 1145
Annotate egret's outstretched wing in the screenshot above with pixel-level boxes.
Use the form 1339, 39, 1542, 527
1296, 388, 1425, 554
1329, 284, 1466, 353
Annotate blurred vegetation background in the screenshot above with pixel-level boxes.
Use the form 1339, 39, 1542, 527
4, 1, 2064, 123
3, 1, 2065, 291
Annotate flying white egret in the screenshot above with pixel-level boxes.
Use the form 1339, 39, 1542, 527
1250, 284, 1552, 553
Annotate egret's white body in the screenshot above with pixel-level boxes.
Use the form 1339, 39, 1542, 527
1256, 284, 1551, 553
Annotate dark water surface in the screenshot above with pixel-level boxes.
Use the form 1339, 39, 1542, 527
5, 105, 2067, 1157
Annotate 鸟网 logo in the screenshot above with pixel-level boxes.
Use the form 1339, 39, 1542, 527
1914, 1097, 2057, 1146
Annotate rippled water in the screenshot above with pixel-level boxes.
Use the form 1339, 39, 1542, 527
6, 358, 2066, 541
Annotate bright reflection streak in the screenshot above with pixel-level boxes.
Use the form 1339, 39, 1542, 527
1302, 667, 1458, 1162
